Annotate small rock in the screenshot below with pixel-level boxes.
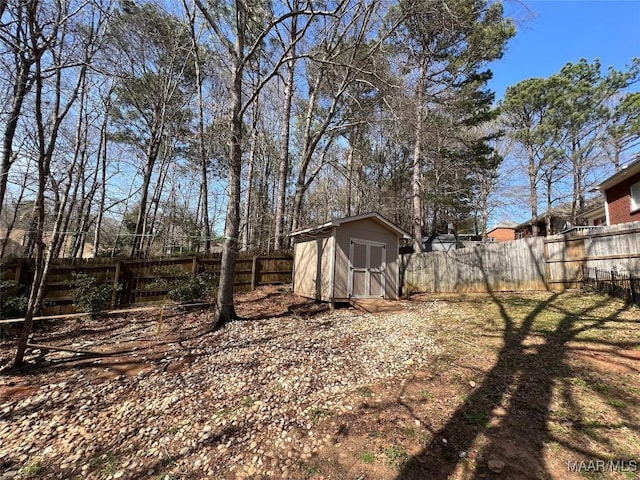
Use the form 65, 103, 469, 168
469, 381, 477, 387
487, 459, 505, 473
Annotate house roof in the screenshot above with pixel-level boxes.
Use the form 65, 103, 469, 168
487, 225, 516, 235
289, 212, 411, 239
598, 157, 640, 191
581, 204, 606, 220
514, 196, 604, 229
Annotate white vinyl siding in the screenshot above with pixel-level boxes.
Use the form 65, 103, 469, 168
631, 182, 640, 212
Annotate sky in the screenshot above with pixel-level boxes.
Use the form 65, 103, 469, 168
488, 0, 640, 101
486, 0, 640, 225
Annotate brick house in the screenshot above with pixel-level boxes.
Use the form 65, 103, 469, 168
598, 157, 640, 226
486, 225, 516, 242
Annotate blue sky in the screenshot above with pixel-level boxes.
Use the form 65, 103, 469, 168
487, 0, 640, 225
488, 0, 640, 101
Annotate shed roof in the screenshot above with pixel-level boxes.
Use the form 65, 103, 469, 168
289, 212, 411, 240
598, 157, 640, 191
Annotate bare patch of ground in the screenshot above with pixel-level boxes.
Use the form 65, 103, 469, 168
1, 287, 638, 480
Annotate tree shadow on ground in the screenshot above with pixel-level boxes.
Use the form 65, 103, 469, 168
395, 290, 632, 480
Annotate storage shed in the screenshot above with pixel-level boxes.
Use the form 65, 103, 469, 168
290, 213, 410, 303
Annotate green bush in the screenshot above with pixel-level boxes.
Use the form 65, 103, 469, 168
71, 273, 119, 313
148, 270, 217, 304
167, 273, 216, 303
0, 280, 28, 319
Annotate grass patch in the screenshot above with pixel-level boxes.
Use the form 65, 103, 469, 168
592, 382, 611, 394
463, 411, 489, 427
360, 451, 376, 464
20, 461, 46, 479
420, 389, 434, 401
608, 399, 627, 409
301, 463, 320, 479
405, 426, 417, 437
357, 386, 374, 397
242, 396, 256, 407
384, 444, 409, 469
89, 451, 119, 476
309, 406, 328, 421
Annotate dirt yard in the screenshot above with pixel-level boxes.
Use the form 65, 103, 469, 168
1, 286, 639, 480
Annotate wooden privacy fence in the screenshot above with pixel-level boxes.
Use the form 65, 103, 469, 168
0, 254, 293, 316
402, 237, 546, 294
402, 222, 640, 294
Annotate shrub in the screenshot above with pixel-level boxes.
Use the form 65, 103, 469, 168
0, 280, 28, 319
167, 273, 216, 303
147, 269, 217, 304
71, 273, 119, 313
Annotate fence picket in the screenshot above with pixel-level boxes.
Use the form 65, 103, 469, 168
0, 254, 293, 316
402, 222, 640, 295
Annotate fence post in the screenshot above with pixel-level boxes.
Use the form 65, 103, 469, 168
631, 276, 639, 307
611, 271, 616, 295
192, 256, 198, 275
111, 260, 122, 309
14, 260, 23, 285
251, 256, 259, 290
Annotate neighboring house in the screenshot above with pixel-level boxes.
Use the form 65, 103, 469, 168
598, 157, 640, 226
514, 197, 606, 238
486, 224, 517, 242
0, 228, 95, 259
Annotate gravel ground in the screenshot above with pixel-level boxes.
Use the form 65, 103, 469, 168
0, 293, 440, 479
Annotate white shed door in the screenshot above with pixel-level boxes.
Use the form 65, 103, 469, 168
349, 239, 386, 298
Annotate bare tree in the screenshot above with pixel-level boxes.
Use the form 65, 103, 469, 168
194, 0, 341, 326
0, 1, 36, 219
107, 3, 197, 258
15, 0, 110, 367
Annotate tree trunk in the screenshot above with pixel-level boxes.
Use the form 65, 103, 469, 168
93, 98, 110, 257
0, 55, 34, 219
346, 143, 354, 217
291, 76, 321, 232
0, 160, 31, 259
412, 68, 426, 252
215, 14, 245, 327
194, 32, 211, 254
241, 90, 260, 252
274, 12, 297, 251
130, 140, 160, 257
527, 144, 539, 237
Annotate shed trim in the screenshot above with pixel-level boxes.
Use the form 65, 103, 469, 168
329, 227, 336, 303
290, 212, 410, 240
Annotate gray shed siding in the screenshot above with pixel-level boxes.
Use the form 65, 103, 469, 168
293, 218, 399, 301
293, 234, 334, 301
333, 218, 399, 300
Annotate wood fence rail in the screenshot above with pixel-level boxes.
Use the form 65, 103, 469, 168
402, 222, 640, 295
0, 254, 293, 316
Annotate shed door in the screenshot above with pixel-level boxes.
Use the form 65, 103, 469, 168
349, 239, 386, 298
